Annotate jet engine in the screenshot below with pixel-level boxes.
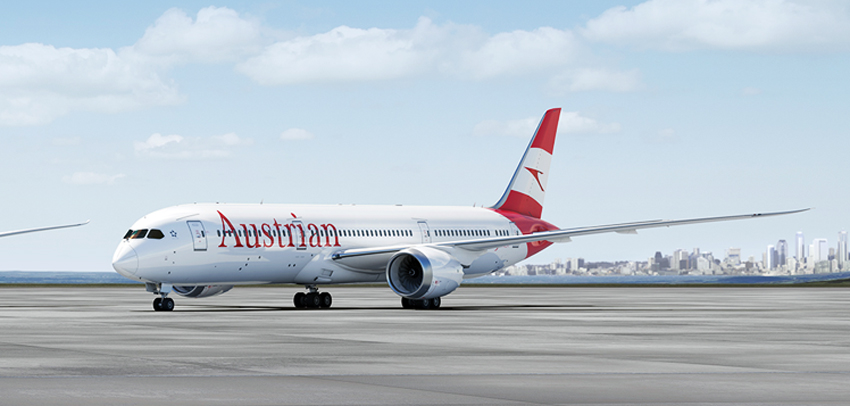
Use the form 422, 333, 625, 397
172, 285, 234, 298
386, 247, 463, 300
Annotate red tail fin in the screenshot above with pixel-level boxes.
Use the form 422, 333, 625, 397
490, 108, 560, 219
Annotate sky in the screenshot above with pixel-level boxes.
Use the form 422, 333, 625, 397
1, 0, 849, 272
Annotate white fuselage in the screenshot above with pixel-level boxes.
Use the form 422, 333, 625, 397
112, 203, 530, 286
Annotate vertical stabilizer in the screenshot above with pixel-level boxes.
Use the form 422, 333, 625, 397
491, 108, 561, 219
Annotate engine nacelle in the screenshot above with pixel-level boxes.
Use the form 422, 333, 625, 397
172, 285, 234, 298
387, 247, 463, 300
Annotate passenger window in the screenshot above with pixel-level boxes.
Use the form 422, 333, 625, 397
147, 229, 165, 239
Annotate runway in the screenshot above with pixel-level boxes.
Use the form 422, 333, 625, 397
1, 286, 849, 405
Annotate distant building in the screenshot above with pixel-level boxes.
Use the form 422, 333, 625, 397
796, 231, 805, 260
839, 231, 848, 269
765, 245, 776, 270
726, 248, 741, 265
810, 238, 829, 263
776, 240, 787, 266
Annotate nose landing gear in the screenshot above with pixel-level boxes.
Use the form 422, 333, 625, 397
153, 296, 174, 311
148, 282, 175, 312
293, 285, 333, 309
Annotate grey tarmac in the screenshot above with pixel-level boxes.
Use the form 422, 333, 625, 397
1, 286, 849, 405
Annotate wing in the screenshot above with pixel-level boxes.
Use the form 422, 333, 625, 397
0, 220, 90, 238
331, 209, 809, 269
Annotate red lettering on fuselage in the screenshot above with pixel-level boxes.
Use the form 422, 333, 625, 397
241, 224, 261, 248
261, 223, 274, 247
273, 219, 285, 248
218, 211, 243, 248
307, 223, 321, 247
321, 224, 341, 247
216, 212, 336, 249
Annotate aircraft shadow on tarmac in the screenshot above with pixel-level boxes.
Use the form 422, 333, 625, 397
136, 304, 596, 313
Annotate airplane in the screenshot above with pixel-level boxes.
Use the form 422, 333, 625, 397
112, 108, 807, 311
1, 220, 90, 238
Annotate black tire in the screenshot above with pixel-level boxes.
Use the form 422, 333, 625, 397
153, 297, 162, 311
418, 298, 432, 310
401, 297, 413, 309
294, 292, 306, 308
319, 292, 332, 308
162, 298, 175, 311
305, 292, 321, 308
431, 297, 441, 309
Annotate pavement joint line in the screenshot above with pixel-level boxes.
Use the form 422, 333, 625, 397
3, 370, 850, 379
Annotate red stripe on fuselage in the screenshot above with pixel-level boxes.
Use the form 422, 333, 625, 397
491, 208, 559, 259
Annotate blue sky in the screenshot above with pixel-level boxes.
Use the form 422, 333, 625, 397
1, 0, 848, 271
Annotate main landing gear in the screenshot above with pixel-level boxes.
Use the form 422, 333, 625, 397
401, 297, 441, 310
293, 285, 332, 309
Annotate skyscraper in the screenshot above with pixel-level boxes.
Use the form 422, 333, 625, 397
839, 231, 848, 269
811, 238, 828, 263
766, 245, 776, 270
776, 240, 787, 267
796, 232, 805, 260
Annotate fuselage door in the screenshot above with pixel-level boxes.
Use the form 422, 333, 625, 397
291, 220, 306, 250
187, 221, 207, 251
417, 221, 431, 244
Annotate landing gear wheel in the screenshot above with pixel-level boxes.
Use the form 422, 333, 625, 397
419, 298, 432, 310
294, 292, 306, 308
305, 292, 321, 308
319, 292, 332, 308
431, 297, 441, 309
153, 297, 162, 311
162, 297, 174, 311
401, 297, 413, 309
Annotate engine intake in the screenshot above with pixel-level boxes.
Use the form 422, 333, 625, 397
387, 247, 463, 300
172, 285, 233, 298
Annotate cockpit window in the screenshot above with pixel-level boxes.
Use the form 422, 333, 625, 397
130, 229, 148, 239
147, 229, 165, 239
123, 230, 133, 239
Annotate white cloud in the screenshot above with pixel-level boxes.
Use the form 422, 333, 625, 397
473, 112, 620, 137
549, 68, 642, 93
134, 133, 183, 152
134, 132, 252, 159
280, 128, 314, 140
63, 172, 125, 185
237, 17, 634, 88
458, 27, 584, 79
581, 0, 850, 52
238, 17, 441, 85
0, 6, 261, 127
131, 6, 263, 65
0, 43, 182, 126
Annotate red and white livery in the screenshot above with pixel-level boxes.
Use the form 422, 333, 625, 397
112, 108, 806, 311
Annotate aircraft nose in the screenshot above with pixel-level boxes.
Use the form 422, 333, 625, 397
112, 242, 138, 276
